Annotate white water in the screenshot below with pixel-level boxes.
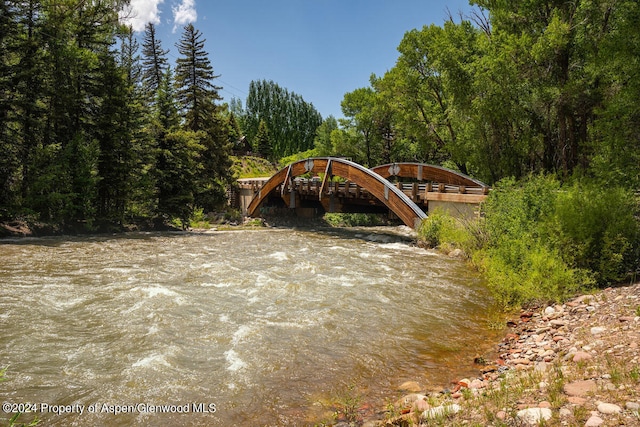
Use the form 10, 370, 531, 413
0, 229, 496, 425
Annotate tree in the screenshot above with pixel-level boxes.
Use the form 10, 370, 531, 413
0, 0, 20, 217
340, 87, 379, 166
244, 80, 323, 159
95, 47, 135, 224
175, 23, 221, 132
153, 67, 202, 224
314, 116, 339, 156
175, 23, 231, 212
254, 120, 272, 160
141, 23, 169, 100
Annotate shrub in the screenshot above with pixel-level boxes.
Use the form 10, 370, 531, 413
323, 213, 386, 227
418, 209, 483, 255
418, 174, 639, 309
549, 182, 639, 284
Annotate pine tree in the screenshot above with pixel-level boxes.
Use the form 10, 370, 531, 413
141, 23, 169, 101
175, 23, 221, 132
153, 67, 203, 225
175, 23, 231, 212
255, 120, 272, 160
0, 0, 19, 217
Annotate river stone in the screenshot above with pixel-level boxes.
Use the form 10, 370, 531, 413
626, 402, 640, 411
469, 379, 485, 389
559, 407, 572, 418
422, 404, 461, 419
567, 396, 587, 405
544, 306, 556, 316
597, 402, 622, 414
398, 381, 421, 393
395, 393, 426, 410
563, 380, 597, 397
590, 326, 607, 335
585, 415, 604, 427
516, 407, 552, 425
572, 351, 593, 362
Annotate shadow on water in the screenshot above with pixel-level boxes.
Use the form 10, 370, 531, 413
0, 223, 417, 248
0, 230, 192, 247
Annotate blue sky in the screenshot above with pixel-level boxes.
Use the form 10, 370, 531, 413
121, 0, 475, 119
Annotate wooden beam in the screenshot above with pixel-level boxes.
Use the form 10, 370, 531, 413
318, 158, 332, 201
425, 193, 488, 203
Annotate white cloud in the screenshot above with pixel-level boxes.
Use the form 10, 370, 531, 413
172, 0, 198, 33
119, 0, 164, 32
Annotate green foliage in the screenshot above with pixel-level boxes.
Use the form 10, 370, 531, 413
477, 175, 593, 307
479, 239, 587, 309
421, 174, 638, 309
323, 213, 387, 227
550, 182, 639, 284
418, 210, 459, 248
244, 80, 323, 159
313, 116, 339, 156
0, 3, 235, 229
231, 156, 277, 179
278, 149, 319, 168
254, 120, 273, 160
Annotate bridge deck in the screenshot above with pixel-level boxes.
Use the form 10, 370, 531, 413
239, 158, 489, 228
238, 179, 488, 204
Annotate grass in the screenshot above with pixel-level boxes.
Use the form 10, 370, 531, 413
231, 155, 277, 179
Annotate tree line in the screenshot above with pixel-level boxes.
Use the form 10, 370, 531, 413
0, 0, 239, 229
3, 0, 639, 237
321, 0, 639, 190
0, 0, 328, 229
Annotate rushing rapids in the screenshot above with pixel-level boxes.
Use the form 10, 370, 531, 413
0, 228, 498, 425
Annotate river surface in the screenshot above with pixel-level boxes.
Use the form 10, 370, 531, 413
0, 228, 499, 426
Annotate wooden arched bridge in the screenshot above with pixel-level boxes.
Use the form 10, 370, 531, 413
236, 157, 489, 229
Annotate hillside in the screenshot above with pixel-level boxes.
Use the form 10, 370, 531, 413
231, 156, 278, 179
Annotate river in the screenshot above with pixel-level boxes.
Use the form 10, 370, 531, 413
0, 228, 499, 426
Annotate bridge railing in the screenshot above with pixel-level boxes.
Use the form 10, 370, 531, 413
267, 178, 488, 202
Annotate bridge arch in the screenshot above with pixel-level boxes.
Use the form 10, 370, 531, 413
247, 157, 427, 228
371, 162, 489, 189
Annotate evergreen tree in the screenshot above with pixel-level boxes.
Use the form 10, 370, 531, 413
175, 23, 231, 211
153, 67, 202, 225
141, 23, 169, 100
228, 113, 244, 153
175, 23, 221, 132
95, 47, 135, 224
117, 26, 156, 219
255, 120, 272, 160
0, 0, 20, 219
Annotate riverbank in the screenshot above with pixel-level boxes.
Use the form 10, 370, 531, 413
0, 218, 168, 238
362, 282, 640, 427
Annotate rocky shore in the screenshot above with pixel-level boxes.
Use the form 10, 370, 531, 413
352, 282, 640, 427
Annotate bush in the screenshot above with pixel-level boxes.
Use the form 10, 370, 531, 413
323, 213, 387, 227
549, 182, 639, 284
420, 174, 639, 309
417, 209, 483, 256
